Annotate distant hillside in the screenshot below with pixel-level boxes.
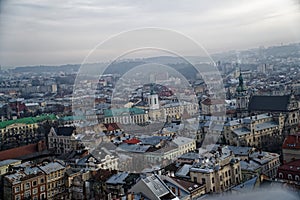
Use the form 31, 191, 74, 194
9, 42, 300, 76
264, 43, 300, 57
12, 64, 79, 73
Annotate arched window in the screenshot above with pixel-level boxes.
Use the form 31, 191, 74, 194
295, 175, 299, 181
278, 173, 283, 178
288, 174, 293, 180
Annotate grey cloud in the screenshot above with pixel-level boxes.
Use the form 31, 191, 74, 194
0, 0, 299, 67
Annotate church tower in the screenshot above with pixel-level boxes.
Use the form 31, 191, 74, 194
236, 69, 249, 118
147, 85, 161, 121
148, 86, 159, 110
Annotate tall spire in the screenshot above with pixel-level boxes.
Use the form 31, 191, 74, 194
236, 66, 246, 92
150, 83, 156, 95
239, 67, 243, 86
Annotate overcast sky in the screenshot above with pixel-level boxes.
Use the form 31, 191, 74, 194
0, 0, 299, 67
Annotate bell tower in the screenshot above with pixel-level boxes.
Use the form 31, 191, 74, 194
148, 85, 159, 110
236, 68, 249, 118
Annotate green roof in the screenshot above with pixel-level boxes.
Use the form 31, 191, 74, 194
236, 85, 247, 92
104, 108, 145, 117
0, 114, 57, 129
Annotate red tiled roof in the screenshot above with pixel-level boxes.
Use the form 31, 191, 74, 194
226, 110, 236, 114
124, 138, 141, 144
282, 134, 300, 149
278, 159, 300, 173
104, 123, 120, 131
201, 98, 225, 105
169, 177, 204, 193
91, 169, 117, 182
0, 144, 38, 161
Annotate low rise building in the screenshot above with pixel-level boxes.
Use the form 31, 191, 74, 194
162, 101, 199, 120
249, 150, 280, 179
218, 145, 280, 181
145, 137, 196, 164
48, 126, 83, 154
39, 162, 66, 200
106, 172, 139, 199
277, 159, 300, 187
227, 146, 255, 161
92, 146, 119, 170
248, 94, 299, 135
197, 115, 225, 144
88, 168, 118, 199
240, 160, 262, 181
65, 169, 91, 200
161, 175, 206, 200
129, 174, 179, 200
282, 133, 300, 164
224, 113, 284, 150
3, 165, 47, 200
0, 114, 56, 150
0, 159, 21, 176
103, 108, 149, 125
201, 98, 226, 116
189, 146, 242, 193
70, 151, 118, 171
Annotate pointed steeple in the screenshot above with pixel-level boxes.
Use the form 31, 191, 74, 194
235, 66, 249, 118
236, 67, 246, 92
150, 83, 156, 95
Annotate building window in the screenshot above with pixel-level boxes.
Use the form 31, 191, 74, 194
15, 195, 20, 200
32, 180, 37, 187
40, 178, 44, 184
40, 193, 46, 200
288, 174, 293, 180
33, 188, 38, 195
295, 175, 299, 181
40, 185, 45, 192
25, 191, 31, 198
14, 186, 20, 193
212, 177, 215, 184
25, 182, 31, 190
278, 173, 283, 178
193, 177, 197, 183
